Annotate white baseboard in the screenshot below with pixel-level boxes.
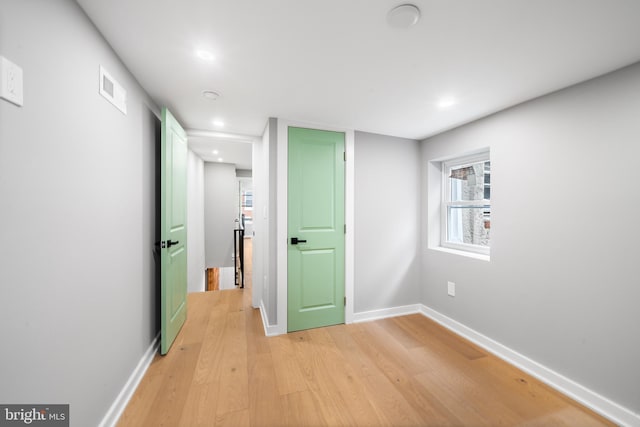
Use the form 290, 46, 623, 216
419, 305, 640, 427
261, 302, 421, 334
98, 333, 160, 427
259, 301, 283, 336
352, 304, 420, 323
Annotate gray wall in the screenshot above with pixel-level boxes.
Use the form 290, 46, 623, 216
354, 132, 421, 313
260, 127, 422, 324
267, 119, 279, 323
421, 62, 640, 414
254, 117, 279, 326
252, 118, 277, 316
187, 149, 205, 292
251, 132, 264, 308
204, 162, 237, 268
0, 1, 159, 426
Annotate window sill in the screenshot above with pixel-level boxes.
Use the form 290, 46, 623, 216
429, 246, 490, 262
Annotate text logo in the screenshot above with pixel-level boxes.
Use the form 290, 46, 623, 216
0, 405, 68, 427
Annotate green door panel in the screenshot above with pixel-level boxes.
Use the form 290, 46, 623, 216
160, 108, 188, 354
288, 127, 345, 332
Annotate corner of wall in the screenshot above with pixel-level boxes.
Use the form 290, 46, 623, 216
98, 334, 160, 427
418, 305, 640, 427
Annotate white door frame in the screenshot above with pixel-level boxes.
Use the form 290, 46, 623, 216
276, 119, 355, 335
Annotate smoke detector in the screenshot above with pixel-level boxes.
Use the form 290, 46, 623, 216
202, 90, 220, 101
387, 4, 421, 29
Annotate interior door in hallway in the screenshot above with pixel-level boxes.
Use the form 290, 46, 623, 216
160, 108, 188, 354
288, 127, 345, 332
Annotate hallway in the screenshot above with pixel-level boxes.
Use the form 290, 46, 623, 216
117, 254, 613, 426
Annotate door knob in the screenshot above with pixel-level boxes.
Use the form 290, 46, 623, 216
167, 240, 180, 248
290, 237, 307, 245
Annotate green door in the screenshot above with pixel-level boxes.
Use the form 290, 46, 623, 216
288, 127, 345, 332
160, 108, 188, 354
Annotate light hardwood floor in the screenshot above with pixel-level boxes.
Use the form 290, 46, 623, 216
118, 240, 614, 426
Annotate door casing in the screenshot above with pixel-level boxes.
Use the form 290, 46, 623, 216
275, 119, 355, 335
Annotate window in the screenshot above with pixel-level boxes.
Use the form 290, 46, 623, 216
242, 190, 253, 208
442, 151, 490, 256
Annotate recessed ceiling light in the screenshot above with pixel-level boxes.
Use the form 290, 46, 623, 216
218, 157, 224, 162
213, 120, 225, 128
202, 90, 220, 101
195, 49, 215, 61
387, 4, 421, 29
437, 96, 457, 109
212, 149, 219, 155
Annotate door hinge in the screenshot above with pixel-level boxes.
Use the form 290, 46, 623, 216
343, 151, 346, 161
344, 224, 346, 234
344, 296, 346, 306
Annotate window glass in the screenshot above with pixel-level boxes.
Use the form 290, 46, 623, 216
447, 206, 490, 247
442, 153, 490, 256
449, 161, 489, 201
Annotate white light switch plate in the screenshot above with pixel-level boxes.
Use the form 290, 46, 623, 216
0, 56, 24, 106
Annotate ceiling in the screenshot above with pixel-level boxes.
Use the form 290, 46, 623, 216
76, 0, 640, 169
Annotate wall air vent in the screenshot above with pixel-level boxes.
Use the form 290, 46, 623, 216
99, 66, 127, 115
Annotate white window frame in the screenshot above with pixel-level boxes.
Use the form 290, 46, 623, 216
441, 151, 490, 256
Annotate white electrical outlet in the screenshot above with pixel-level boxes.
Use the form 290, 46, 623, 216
447, 281, 456, 297
0, 56, 24, 106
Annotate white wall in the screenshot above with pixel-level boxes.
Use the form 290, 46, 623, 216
187, 149, 205, 293
354, 132, 421, 313
0, 1, 159, 425
422, 62, 640, 417
203, 162, 237, 268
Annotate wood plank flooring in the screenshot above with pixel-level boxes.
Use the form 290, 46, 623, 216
118, 242, 614, 426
